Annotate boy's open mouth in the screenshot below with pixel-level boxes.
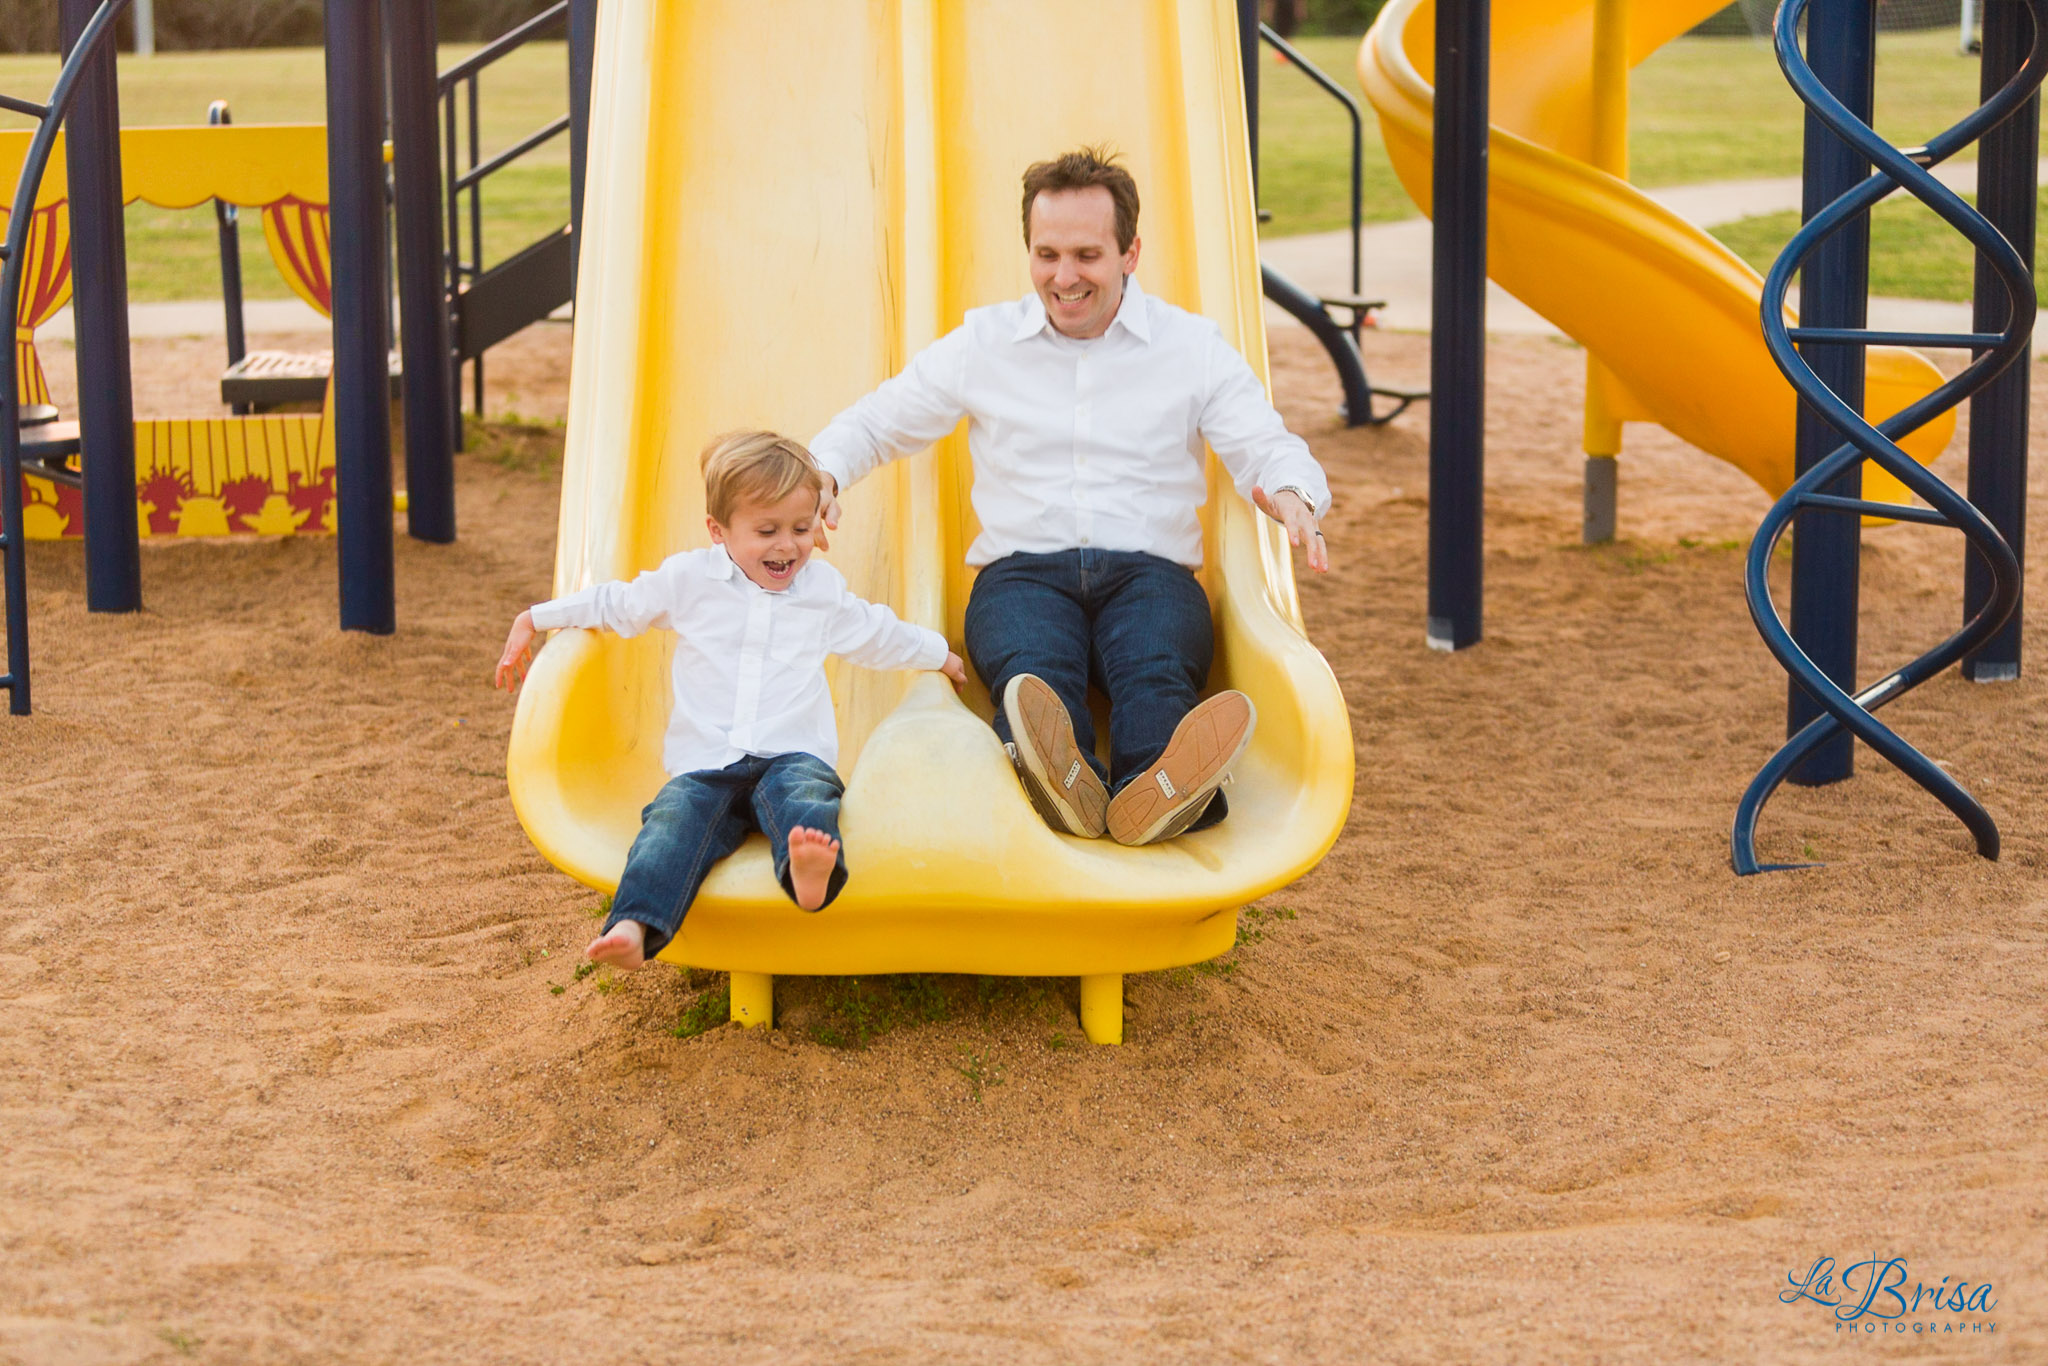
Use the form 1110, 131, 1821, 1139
761, 557, 796, 580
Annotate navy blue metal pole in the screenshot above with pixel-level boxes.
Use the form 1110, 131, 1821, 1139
60, 0, 140, 615
385, 0, 456, 544
1428, 0, 1488, 651
568, 0, 596, 293
1964, 0, 2038, 681
1786, 0, 1875, 782
326, 0, 396, 634
1239, 0, 1261, 193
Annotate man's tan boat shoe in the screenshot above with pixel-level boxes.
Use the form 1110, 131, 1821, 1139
1001, 673, 1109, 838
1106, 690, 1255, 846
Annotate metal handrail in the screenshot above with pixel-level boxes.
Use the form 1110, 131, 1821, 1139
208, 99, 249, 404
438, 2, 568, 90
2, 0, 136, 717
453, 113, 571, 194
1257, 24, 1363, 300
439, 0, 573, 423
1732, 0, 2043, 872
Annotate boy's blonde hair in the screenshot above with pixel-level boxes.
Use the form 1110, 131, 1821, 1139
700, 430, 826, 526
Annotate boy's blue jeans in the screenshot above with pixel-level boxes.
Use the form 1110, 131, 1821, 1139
964, 547, 1226, 831
604, 751, 847, 958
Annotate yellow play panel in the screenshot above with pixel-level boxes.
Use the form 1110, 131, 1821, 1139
5, 124, 338, 540
507, 0, 1355, 1045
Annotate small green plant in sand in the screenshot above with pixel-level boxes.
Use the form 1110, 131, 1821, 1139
956, 1048, 1005, 1101
1163, 903, 1302, 985
157, 1328, 201, 1357
463, 415, 566, 473
588, 894, 613, 921
572, 961, 598, 983
1046, 1032, 1071, 1051
811, 975, 951, 1050
1236, 903, 1299, 948
672, 981, 731, 1039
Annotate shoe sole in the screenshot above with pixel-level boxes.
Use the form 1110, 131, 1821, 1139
1002, 674, 1108, 838
1107, 691, 1255, 846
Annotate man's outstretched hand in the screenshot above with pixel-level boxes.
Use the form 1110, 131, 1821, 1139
1253, 486, 1331, 573
816, 474, 842, 552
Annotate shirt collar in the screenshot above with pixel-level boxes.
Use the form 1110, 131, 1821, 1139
1011, 273, 1150, 344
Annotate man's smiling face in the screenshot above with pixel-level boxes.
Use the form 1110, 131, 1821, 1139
1028, 185, 1141, 340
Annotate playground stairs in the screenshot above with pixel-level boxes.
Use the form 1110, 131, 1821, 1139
441, 2, 581, 429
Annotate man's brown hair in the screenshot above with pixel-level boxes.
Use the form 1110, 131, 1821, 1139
1021, 146, 1140, 254
700, 430, 825, 526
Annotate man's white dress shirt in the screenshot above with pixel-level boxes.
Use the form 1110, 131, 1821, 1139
530, 547, 947, 776
809, 275, 1330, 569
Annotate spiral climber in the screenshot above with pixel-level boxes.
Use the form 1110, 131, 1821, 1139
1733, 0, 2046, 873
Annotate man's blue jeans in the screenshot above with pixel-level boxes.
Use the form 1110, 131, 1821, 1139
604, 751, 847, 957
964, 548, 1226, 830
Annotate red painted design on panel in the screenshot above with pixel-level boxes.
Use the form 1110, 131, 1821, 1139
137, 469, 194, 537
285, 465, 335, 533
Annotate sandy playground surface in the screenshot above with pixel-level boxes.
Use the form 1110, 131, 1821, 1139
1, 318, 2045, 1364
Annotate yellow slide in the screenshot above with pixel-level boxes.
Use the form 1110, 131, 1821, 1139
507, 0, 1354, 1042
1358, 0, 1953, 498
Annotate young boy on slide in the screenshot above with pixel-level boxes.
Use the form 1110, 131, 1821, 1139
494, 430, 965, 970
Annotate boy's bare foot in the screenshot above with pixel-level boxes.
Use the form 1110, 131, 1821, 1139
787, 826, 841, 911
586, 920, 647, 969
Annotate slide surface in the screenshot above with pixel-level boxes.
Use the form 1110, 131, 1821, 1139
507, 0, 1353, 977
1359, 0, 1953, 499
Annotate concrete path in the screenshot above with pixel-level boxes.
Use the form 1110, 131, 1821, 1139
1259, 158, 2048, 343
24, 160, 2039, 346
36, 296, 574, 342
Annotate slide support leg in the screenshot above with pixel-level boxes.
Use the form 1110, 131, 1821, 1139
1582, 457, 1618, 544
1079, 974, 1123, 1046
730, 972, 773, 1029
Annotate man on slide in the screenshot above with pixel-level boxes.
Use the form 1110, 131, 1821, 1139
809, 146, 1331, 845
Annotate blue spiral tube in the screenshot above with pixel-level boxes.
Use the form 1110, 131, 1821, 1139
1733, 0, 2044, 873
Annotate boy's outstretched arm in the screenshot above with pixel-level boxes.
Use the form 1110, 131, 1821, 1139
496, 609, 539, 692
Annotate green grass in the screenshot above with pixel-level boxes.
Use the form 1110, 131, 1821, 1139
809, 975, 952, 1050
0, 33, 2000, 299
1254, 35, 1413, 235
1628, 31, 1983, 186
1713, 189, 2048, 305
671, 980, 731, 1039
1256, 29, 1989, 235
0, 43, 571, 302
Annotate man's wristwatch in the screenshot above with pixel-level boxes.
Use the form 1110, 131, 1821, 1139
1272, 484, 1321, 518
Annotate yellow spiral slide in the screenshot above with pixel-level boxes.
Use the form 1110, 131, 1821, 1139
506, 1, 1354, 1042
1359, 0, 1952, 498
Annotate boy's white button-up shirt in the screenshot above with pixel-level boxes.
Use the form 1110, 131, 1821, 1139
530, 547, 947, 776
808, 275, 1330, 569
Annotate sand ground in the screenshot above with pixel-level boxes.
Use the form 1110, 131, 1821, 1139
1, 321, 2044, 1364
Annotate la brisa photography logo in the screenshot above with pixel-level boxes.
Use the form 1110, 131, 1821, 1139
1781, 1254, 1998, 1338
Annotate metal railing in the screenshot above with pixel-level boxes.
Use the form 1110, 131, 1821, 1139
1258, 24, 1362, 303
439, 1, 572, 422
2, 0, 135, 717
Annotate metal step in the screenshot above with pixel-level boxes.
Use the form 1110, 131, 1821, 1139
453, 225, 574, 361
